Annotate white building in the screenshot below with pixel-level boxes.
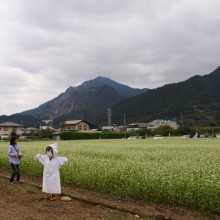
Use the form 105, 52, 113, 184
102, 125, 119, 132
149, 119, 178, 129
127, 120, 178, 131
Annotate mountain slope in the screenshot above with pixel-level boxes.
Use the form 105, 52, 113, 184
0, 114, 41, 128
22, 85, 123, 121
109, 67, 220, 125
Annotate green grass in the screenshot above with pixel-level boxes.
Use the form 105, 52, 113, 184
1, 138, 220, 213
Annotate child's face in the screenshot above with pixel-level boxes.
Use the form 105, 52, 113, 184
46, 150, 53, 158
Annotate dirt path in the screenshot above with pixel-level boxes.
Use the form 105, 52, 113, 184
0, 170, 220, 220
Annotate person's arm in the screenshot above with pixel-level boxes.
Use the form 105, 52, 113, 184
7, 145, 17, 157
58, 157, 68, 168
17, 146, 23, 158
34, 154, 46, 166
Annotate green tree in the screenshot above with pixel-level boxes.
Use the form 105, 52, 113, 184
39, 129, 53, 139
153, 125, 174, 136
174, 126, 195, 136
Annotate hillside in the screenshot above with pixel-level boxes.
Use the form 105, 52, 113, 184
108, 67, 220, 125
0, 114, 41, 128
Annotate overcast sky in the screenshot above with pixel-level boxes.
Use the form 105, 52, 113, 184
0, 0, 220, 115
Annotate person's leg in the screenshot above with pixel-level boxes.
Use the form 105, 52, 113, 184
44, 193, 49, 199
16, 164, 20, 182
10, 163, 17, 183
48, 194, 56, 201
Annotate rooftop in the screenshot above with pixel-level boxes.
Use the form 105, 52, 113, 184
0, 122, 23, 127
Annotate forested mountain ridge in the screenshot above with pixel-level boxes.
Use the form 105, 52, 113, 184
108, 67, 220, 125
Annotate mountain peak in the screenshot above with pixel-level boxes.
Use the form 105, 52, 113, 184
81, 76, 148, 98
81, 76, 117, 88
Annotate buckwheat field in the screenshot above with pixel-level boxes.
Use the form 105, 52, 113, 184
1, 138, 220, 213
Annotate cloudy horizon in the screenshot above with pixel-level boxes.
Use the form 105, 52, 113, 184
1, 0, 220, 115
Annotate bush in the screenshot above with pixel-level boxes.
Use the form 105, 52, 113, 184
174, 126, 196, 136
60, 131, 125, 140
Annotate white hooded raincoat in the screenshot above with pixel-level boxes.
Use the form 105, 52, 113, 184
35, 143, 67, 194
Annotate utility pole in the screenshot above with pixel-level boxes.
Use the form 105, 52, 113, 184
124, 114, 126, 139
180, 112, 183, 125
106, 107, 112, 126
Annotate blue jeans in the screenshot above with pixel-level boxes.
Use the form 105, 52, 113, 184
10, 163, 20, 182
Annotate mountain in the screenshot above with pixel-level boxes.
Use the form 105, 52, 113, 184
108, 67, 220, 126
2, 68, 220, 128
20, 76, 148, 127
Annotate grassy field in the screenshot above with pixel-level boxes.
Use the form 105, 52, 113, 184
0, 138, 220, 213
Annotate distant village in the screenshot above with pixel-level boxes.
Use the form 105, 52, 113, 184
1, 107, 219, 140
0, 117, 178, 141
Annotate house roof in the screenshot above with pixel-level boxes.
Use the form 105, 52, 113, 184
0, 122, 23, 127
136, 123, 152, 128
127, 123, 151, 128
64, 120, 91, 125
40, 126, 55, 130
65, 120, 82, 125
52, 131, 61, 135
23, 127, 39, 131
150, 119, 176, 124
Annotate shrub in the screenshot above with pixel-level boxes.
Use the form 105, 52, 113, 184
60, 131, 125, 140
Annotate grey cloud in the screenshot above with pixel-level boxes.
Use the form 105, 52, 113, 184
0, 0, 220, 115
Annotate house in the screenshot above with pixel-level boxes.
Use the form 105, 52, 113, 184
127, 123, 140, 131
61, 120, 91, 132
0, 122, 23, 139
127, 123, 152, 131
22, 127, 39, 135
127, 120, 178, 131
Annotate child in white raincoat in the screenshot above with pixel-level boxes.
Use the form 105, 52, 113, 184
34, 143, 68, 201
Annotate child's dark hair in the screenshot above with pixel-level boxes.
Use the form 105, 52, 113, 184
46, 146, 54, 156
10, 136, 17, 145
